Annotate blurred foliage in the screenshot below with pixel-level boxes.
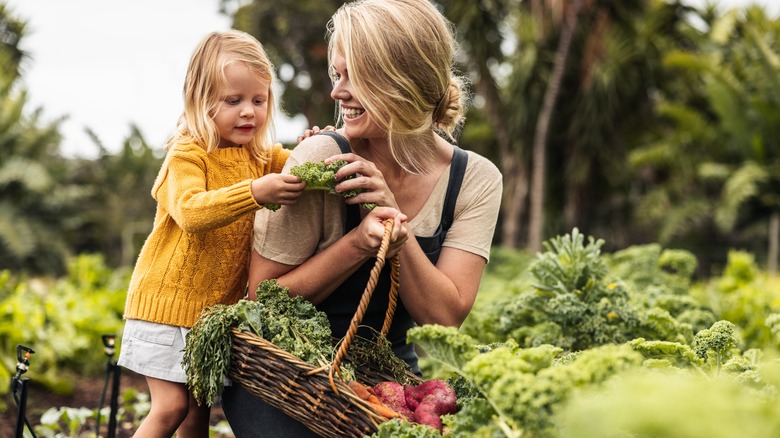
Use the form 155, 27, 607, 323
0, 254, 129, 407
0, 1, 777, 274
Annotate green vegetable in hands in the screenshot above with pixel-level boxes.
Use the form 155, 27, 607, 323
290, 160, 377, 210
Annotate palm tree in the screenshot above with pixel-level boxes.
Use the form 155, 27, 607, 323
528, 0, 583, 251
636, 5, 780, 273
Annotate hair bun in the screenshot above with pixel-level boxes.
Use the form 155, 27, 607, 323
433, 76, 466, 137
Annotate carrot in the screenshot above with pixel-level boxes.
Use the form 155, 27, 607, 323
368, 400, 402, 419
348, 380, 402, 419
348, 380, 372, 400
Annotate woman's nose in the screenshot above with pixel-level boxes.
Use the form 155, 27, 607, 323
331, 81, 348, 101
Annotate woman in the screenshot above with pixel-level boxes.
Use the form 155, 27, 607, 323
221, 0, 502, 435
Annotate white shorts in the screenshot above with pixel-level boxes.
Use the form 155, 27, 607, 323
117, 319, 190, 383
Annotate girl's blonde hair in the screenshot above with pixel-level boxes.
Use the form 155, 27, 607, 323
327, 0, 467, 174
168, 30, 276, 163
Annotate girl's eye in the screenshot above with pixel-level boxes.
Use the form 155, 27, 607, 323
253, 98, 265, 105
225, 97, 240, 105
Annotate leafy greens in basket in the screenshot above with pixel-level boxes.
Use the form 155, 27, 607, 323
182, 279, 412, 406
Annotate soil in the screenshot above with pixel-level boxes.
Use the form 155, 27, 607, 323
2, 369, 230, 437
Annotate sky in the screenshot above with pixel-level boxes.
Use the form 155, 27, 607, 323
7, 0, 779, 159
8, 0, 307, 158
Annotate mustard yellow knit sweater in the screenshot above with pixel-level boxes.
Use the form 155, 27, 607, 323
123, 142, 289, 328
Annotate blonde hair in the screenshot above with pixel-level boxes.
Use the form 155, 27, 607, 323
327, 0, 467, 174
168, 30, 276, 163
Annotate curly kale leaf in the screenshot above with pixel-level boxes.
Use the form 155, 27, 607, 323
290, 160, 376, 209
628, 338, 703, 368
530, 228, 607, 295
369, 418, 442, 438
184, 280, 333, 406
693, 320, 737, 373
407, 324, 480, 372
253, 279, 333, 365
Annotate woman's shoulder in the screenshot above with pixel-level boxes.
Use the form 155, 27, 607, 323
461, 149, 502, 183
290, 133, 344, 163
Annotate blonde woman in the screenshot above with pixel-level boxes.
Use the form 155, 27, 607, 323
223, 0, 503, 435
117, 30, 304, 437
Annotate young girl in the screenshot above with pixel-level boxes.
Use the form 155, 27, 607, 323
117, 30, 305, 437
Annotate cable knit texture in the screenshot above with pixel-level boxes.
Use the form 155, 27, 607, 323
123, 142, 289, 328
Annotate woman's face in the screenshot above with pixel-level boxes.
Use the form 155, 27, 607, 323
330, 52, 385, 141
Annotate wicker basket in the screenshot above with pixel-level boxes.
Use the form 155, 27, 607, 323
228, 219, 420, 438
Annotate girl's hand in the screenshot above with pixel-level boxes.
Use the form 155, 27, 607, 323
251, 173, 306, 207
325, 153, 398, 210
296, 125, 336, 144
351, 207, 408, 258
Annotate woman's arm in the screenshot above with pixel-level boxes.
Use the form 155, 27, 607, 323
396, 236, 486, 327
248, 207, 408, 302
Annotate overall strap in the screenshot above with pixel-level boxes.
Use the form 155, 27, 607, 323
318, 130, 352, 154
441, 146, 468, 233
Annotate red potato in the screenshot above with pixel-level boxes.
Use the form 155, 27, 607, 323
404, 379, 457, 412
413, 401, 443, 431
374, 381, 413, 420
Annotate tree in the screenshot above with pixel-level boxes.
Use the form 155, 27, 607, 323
223, 0, 344, 129
528, 0, 583, 252
66, 126, 163, 267
0, 7, 85, 274
443, 0, 689, 250
0, 2, 25, 81
631, 5, 780, 273
439, 0, 530, 249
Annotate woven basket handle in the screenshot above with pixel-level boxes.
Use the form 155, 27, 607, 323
326, 218, 400, 392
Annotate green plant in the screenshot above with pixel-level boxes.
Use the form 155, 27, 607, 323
0, 254, 128, 401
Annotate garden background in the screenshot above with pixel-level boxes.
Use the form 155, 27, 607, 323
1, 0, 780, 436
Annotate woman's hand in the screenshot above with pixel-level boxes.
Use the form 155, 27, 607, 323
250, 173, 306, 207
350, 206, 408, 258
325, 153, 398, 210
296, 125, 336, 144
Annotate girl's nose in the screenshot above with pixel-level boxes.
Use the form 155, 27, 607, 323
239, 103, 254, 118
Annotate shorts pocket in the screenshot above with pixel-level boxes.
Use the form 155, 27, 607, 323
126, 320, 177, 346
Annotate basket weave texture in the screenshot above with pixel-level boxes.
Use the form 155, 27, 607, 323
228, 219, 419, 438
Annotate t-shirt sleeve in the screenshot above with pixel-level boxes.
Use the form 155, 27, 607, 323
252, 135, 345, 265
443, 152, 503, 262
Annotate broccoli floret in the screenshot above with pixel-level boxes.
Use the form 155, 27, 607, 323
290, 160, 376, 210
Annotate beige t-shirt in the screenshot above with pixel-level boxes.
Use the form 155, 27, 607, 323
253, 135, 502, 264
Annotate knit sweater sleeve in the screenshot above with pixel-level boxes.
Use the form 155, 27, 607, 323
152, 143, 261, 233
268, 143, 291, 174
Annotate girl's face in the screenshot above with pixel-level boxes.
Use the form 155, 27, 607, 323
213, 61, 270, 148
330, 52, 385, 141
